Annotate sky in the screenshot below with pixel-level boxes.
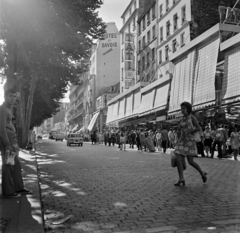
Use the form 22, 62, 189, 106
0, 0, 130, 105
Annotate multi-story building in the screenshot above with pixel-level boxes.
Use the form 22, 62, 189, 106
67, 72, 89, 132
86, 22, 121, 132
137, 0, 158, 83
120, 0, 146, 93
156, 0, 192, 81
106, 1, 240, 129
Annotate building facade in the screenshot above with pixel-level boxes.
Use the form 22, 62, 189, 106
120, 0, 146, 93
86, 22, 121, 133
106, 1, 240, 129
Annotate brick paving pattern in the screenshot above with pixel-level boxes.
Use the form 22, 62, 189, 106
36, 140, 240, 233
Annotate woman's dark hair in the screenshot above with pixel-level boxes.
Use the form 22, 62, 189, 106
180, 102, 192, 114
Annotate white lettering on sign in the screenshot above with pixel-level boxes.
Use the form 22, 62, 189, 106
103, 33, 118, 39
102, 42, 118, 48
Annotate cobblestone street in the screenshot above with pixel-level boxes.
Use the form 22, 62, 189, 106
36, 140, 240, 233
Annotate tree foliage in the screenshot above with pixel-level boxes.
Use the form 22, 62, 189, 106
191, 0, 240, 39
0, 0, 106, 145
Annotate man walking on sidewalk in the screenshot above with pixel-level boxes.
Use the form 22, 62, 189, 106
0, 88, 32, 198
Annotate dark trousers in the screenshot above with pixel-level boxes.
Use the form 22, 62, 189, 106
136, 139, 141, 150
162, 140, 167, 153
211, 141, 222, 158
1, 150, 24, 195
108, 138, 111, 146
197, 141, 205, 157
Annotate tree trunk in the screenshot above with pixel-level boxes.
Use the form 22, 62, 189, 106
20, 75, 38, 148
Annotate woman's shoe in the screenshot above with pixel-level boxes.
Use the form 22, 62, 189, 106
202, 172, 208, 183
174, 180, 185, 186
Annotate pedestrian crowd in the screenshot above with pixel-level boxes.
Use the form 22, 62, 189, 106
98, 122, 240, 161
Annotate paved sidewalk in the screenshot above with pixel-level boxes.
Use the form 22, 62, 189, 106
0, 150, 44, 233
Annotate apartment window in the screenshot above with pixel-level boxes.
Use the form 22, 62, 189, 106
173, 0, 177, 4
166, 0, 169, 12
127, 61, 132, 70
159, 4, 163, 18
160, 26, 163, 42
90, 101, 92, 108
128, 23, 130, 32
133, 16, 136, 30
173, 14, 178, 31
142, 56, 145, 70
147, 30, 151, 43
172, 39, 177, 53
122, 33, 124, 44
143, 16, 145, 30
182, 5, 186, 23
121, 68, 124, 81
138, 21, 141, 34
152, 4, 156, 19
122, 49, 124, 61
165, 45, 169, 60
166, 21, 170, 37
138, 40, 141, 51
129, 6, 132, 15
147, 52, 150, 67
152, 25, 156, 39
123, 17, 125, 24
152, 48, 155, 61
122, 87, 124, 92
159, 50, 162, 64
134, 1, 137, 9
138, 60, 141, 73
147, 11, 150, 24
181, 32, 185, 46
142, 36, 145, 48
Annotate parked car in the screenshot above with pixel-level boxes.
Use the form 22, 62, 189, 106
55, 133, 65, 141
49, 131, 57, 140
37, 134, 42, 140
66, 133, 83, 146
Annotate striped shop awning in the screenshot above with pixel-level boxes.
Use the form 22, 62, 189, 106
169, 50, 194, 113
125, 94, 133, 117
139, 89, 155, 114
106, 104, 113, 124
118, 98, 125, 119
221, 46, 240, 104
111, 101, 119, 122
193, 38, 220, 107
153, 83, 170, 111
133, 91, 141, 115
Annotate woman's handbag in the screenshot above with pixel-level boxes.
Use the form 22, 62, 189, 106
170, 149, 177, 167
170, 149, 186, 170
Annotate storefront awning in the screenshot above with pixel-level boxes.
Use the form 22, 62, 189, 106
125, 94, 133, 117
118, 98, 125, 119
153, 83, 170, 112
169, 49, 196, 113
139, 89, 155, 114
133, 91, 141, 115
106, 104, 113, 124
221, 46, 240, 104
193, 38, 220, 107
87, 111, 100, 131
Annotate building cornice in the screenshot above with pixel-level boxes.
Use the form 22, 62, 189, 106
120, 9, 138, 33
121, 0, 136, 18
137, 1, 156, 23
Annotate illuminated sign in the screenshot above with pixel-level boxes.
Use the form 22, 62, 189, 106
219, 6, 240, 24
